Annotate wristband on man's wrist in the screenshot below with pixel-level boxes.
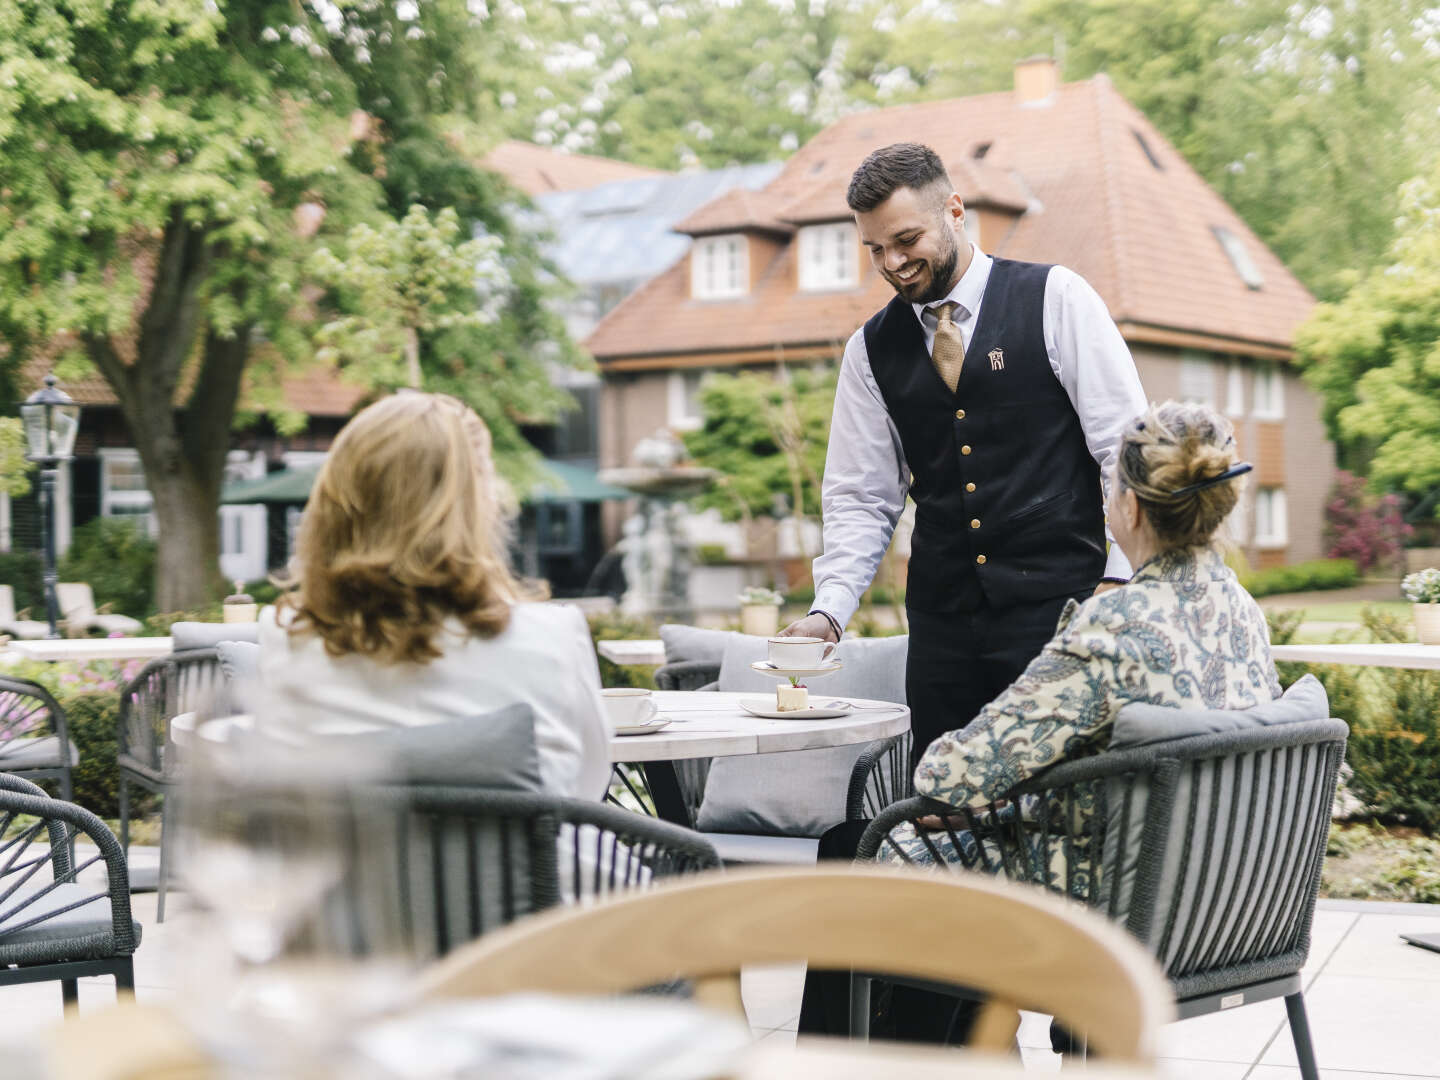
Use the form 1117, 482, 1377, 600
1099, 576, 1130, 586
808, 609, 843, 640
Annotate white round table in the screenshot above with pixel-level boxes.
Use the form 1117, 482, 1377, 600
607, 690, 910, 826
606, 690, 910, 762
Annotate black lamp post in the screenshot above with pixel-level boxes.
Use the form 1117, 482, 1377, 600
20, 375, 80, 639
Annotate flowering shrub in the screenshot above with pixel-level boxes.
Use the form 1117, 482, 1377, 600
1324, 471, 1412, 573
738, 586, 784, 606
1402, 568, 1440, 604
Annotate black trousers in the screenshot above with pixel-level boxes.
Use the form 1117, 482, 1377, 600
905, 591, 1091, 767
797, 589, 1090, 1045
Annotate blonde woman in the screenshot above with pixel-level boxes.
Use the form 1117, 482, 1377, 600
257, 392, 611, 800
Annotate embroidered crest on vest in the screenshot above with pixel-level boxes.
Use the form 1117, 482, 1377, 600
988, 347, 1005, 371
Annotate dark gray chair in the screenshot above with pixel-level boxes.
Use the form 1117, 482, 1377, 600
0, 676, 77, 802
857, 717, 1348, 1077
367, 786, 723, 960
0, 773, 140, 1014
116, 647, 226, 921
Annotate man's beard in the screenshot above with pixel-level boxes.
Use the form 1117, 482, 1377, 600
886, 230, 960, 306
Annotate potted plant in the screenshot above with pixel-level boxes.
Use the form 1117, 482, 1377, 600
738, 586, 785, 637
1402, 568, 1440, 644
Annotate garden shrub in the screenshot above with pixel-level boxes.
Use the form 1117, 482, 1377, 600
1243, 557, 1358, 598
0, 550, 44, 612
57, 517, 157, 618
60, 690, 155, 820
1324, 471, 1411, 573
587, 609, 658, 690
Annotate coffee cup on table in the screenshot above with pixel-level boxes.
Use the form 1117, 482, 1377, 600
767, 636, 837, 669
601, 687, 658, 727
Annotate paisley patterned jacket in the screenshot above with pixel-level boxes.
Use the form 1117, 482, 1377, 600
884, 544, 1281, 877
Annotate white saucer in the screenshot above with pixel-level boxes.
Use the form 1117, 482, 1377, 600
738, 695, 852, 721
613, 717, 673, 736
749, 659, 844, 679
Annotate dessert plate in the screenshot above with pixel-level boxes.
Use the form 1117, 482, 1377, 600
748, 659, 844, 679
613, 717, 673, 736
737, 695, 852, 721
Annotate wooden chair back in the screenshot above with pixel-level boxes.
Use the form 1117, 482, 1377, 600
417, 864, 1173, 1063
56, 582, 97, 621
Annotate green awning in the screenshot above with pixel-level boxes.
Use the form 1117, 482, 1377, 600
220, 460, 630, 506
220, 466, 320, 504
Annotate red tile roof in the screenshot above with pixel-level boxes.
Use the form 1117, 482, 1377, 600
480, 139, 668, 197
587, 76, 1314, 362
675, 188, 794, 236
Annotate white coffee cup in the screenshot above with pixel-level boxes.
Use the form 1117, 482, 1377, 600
767, 636, 837, 669
601, 687, 658, 726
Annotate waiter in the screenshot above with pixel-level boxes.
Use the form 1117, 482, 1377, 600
781, 142, 1147, 761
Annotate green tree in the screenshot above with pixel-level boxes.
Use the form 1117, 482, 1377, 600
682, 366, 837, 523
1295, 167, 1440, 502
0, 417, 30, 497
0, 0, 574, 611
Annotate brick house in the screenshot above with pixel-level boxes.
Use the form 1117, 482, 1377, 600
586, 59, 1332, 572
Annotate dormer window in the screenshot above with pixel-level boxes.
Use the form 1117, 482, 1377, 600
797, 223, 857, 292
691, 234, 748, 300
1213, 226, 1264, 290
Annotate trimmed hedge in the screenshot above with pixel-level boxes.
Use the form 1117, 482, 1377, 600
1242, 557, 1359, 598
61, 690, 156, 820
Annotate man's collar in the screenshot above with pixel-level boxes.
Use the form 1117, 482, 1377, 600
912, 244, 990, 324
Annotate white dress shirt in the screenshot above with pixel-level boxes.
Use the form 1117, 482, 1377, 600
812, 245, 1147, 630
257, 601, 613, 800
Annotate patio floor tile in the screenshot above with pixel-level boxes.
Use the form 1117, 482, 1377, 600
1248, 1068, 1440, 1080
1321, 914, 1440, 980
1258, 974, 1440, 1074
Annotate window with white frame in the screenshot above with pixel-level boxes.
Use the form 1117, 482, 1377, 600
1226, 489, 1249, 546
797, 223, 858, 292
1179, 351, 1216, 406
1253, 363, 1284, 419
99, 449, 155, 537
1255, 487, 1287, 548
667, 368, 712, 431
690, 234, 748, 300
1226, 357, 1245, 417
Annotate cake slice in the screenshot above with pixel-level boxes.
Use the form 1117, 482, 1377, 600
776, 684, 809, 712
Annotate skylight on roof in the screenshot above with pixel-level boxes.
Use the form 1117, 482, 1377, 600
972, 142, 993, 159
1212, 226, 1265, 290
1132, 129, 1163, 170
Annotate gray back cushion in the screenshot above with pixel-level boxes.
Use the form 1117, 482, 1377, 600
216, 640, 261, 716
172, 620, 261, 651
659, 624, 735, 666
312, 703, 542, 791
1099, 675, 1331, 937
697, 635, 910, 838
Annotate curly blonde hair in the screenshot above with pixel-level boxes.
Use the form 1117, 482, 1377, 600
278, 392, 542, 663
1116, 401, 1245, 550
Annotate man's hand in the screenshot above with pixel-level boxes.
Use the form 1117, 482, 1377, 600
778, 612, 839, 643
1092, 579, 1124, 597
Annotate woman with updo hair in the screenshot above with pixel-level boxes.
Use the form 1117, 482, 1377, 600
257, 391, 610, 800
908, 399, 1281, 822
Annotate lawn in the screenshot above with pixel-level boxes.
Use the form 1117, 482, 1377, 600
1266, 600, 1411, 624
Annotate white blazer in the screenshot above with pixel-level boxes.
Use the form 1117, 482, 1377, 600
256, 601, 613, 800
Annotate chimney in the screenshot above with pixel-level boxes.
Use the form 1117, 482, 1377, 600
1014, 56, 1059, 106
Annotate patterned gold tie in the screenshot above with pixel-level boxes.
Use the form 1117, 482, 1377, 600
931, 301, 964, 392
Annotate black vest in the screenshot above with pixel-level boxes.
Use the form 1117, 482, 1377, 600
863, 257, 1106, 613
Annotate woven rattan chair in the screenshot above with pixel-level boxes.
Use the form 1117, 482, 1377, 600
116, 648, 225, 921
374, 786, 722, 960
0, 676, 77, 802
0, 773, 140, 1014
857, 718, 1348, 1077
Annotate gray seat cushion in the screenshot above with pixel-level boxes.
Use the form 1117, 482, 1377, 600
0, 735, 79, 769
0, 882, 141, 963
217, 639, 261, 715
696, 634, 910, 838
171, 620, 261, 651
311, 703, 543, 791
659, 624, 735, 666
1100, 675, 1331, 929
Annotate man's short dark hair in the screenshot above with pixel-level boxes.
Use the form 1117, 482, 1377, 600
846, 143, 954, 213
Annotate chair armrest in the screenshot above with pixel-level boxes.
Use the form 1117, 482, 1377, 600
855, 795, 957, 860
0, 787, 136, 951
845, 733, 913, 821
654, 660, 720, 692
553, 796, 722, 878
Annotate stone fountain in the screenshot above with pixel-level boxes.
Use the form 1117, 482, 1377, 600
600, 429, 716, 621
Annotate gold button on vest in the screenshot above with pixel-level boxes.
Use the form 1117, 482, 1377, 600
960, 445, 972, 456
975, 554, 987, 565
970, 519, 980, 529
954, 408, 965, 420
965, 482, 976, 493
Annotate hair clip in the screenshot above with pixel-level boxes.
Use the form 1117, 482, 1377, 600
1168, 462, 1253, 499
